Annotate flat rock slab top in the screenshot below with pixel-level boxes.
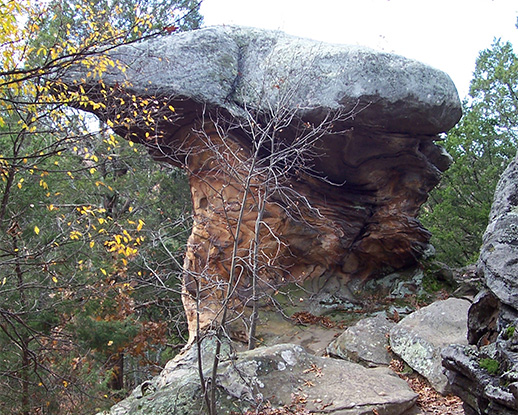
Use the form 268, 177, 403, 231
224, 344, 418, 415
389, 298, 470, 394
107, 343, 418, 415
82, 25, 461, 135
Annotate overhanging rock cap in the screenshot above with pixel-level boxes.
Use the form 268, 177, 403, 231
80, 25, 461, 135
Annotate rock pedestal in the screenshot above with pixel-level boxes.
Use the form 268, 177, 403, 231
61, 26, 461, 341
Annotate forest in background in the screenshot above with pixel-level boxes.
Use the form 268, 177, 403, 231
0, 1, 516, 413
0, 1, 199, 413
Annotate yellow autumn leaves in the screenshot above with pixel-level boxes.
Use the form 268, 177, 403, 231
104, 223, 145, 259
0, 0, 156, 132
33, 204, 145, 265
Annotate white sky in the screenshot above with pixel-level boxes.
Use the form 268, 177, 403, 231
200, 0, 518, 99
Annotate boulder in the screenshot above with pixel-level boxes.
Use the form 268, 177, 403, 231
64, 26, 461, 136
59, 26, 461, 341
453, 264, 484, 299
327, 314, 396, 367
389, 298, 470, 393
105, 342, 418, 415
442, 155, 518, 414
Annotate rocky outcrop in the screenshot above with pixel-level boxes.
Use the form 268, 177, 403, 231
478, 154, 518, 320
442, 341, 518, 415
442, 155, 518, 414
389, 298, 470, 394
60, 26, 461, 341
104, 341, 418, 415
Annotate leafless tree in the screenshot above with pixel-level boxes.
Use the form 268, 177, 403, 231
149, 76, 362, 413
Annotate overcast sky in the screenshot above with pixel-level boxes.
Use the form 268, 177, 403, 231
200, 0, 518, 99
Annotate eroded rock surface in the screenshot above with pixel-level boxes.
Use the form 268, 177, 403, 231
442, 155, 518, 414
327, 314, 396, 367
442, 342, 518, 415
62, 26, 461, 340
389, 298, 470, 393
105, 341, 418, 415
478, 154, 518, 315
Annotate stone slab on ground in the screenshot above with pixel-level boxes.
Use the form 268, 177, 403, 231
254, 308, 343, 356
105, 343, 418, 415
327, 313, 396, 367
389, 298, 470, 394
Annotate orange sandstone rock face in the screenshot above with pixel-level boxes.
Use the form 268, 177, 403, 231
154, 121, 452, 341
62, 26, 461, 341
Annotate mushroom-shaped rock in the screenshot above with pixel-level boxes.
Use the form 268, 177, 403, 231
61, 26, 461, 342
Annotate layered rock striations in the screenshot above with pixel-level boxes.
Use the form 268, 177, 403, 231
61, 26, 461, 341
442, 155, 518, 414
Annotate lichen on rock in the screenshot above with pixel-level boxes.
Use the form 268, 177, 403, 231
442, 154, 518, 414
104, 342, 418, 415
389, 298, 470, 394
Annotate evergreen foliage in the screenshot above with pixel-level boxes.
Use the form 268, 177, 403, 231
421, 34, 518, 267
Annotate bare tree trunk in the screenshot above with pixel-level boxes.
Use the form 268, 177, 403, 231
21, 342, 30, 415
248, 192, 265, 351
207, 170, 254, 415
183, 87, 352, 412
0, 164, 15, 228
13, 233, 30, 415
194, 278, 213, 414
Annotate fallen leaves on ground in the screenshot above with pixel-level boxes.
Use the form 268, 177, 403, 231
390, 358, 465, 414
291, 311, 338, 328
233, 399, 310, 415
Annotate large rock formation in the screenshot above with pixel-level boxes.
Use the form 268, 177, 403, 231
442, 154, 518, 414
61, 26, 461, 341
